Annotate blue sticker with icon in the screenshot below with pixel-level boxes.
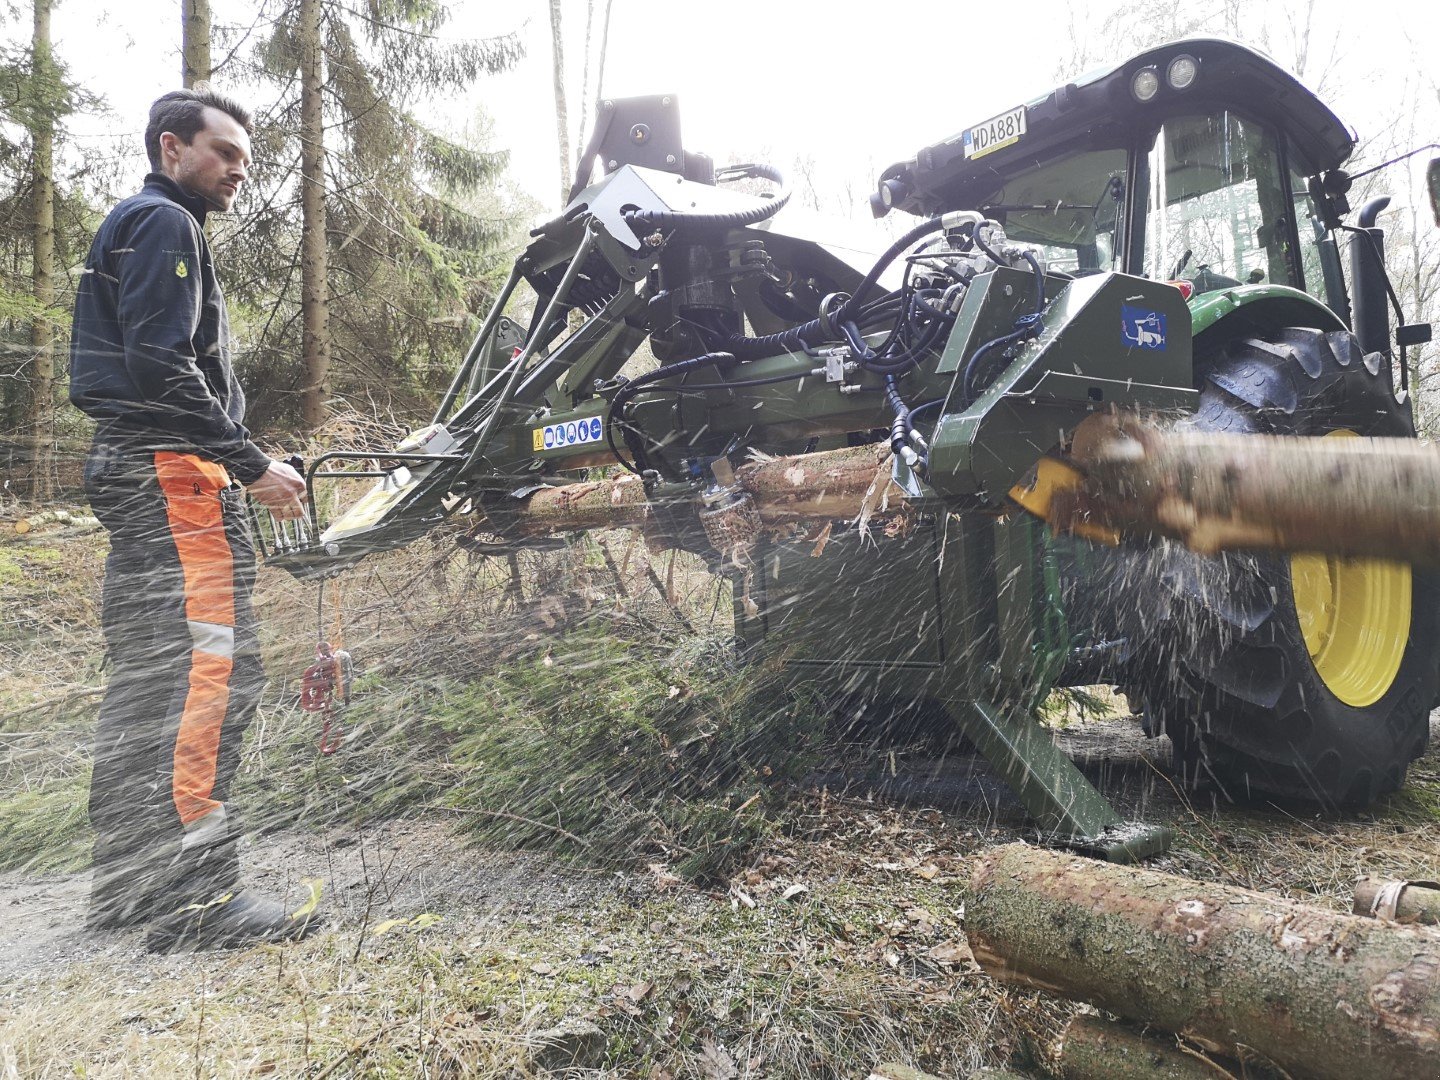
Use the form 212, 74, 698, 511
1121, 305, 1167, 350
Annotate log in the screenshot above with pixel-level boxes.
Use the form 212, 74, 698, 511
737, 442, 896, 525
1058, 1015, 1237, 1080
511, 473, 652, 534
12, 509, 99, 534
867, 1065, 945, 1080
501, 414, 1440, 570
966, 843, 1440, 1080
1055, 412, 1440, 564
503, 443, 899, 543
1354, 879, 1440, 925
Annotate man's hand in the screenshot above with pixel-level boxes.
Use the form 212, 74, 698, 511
248, 459, 307, 521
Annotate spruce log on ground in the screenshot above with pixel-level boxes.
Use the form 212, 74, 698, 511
1353, 878, 1440, 925
1058, 1015, 1244, 1080
966, 843, 1440, 1080
1058, 412, 1440, 564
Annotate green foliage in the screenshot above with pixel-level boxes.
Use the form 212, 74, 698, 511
435, 633, 829, 881
242, 625, 834, 883
0, 774, 91, 873
0, 19, 110, 442
216, 0, 532, 430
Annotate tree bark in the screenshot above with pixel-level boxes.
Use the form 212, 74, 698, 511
13, 509, 99, 534
865, 1065, 946, 1080
27, 0, 56, 501
1049, 411, 1440, 565
497, 443, 898, 542
298, 0, 331, 433
547, 0, 571, 204
966, 843, 1440, 1080
181, 0, 211, 86
1354, 879, 1440, 925
1058, 1016, 1234, 1080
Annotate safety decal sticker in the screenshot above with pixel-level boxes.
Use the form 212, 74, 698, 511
533, 416, 604, 452
1121, 305, 1167, 350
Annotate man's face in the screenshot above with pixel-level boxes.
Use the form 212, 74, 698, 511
160, 107, 252, 213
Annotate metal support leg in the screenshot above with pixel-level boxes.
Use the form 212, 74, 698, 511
952, 699, 1171, 863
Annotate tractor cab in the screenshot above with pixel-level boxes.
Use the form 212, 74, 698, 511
874, 38, 1356, 322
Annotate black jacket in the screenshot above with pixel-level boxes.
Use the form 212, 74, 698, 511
69, 173, 271, 484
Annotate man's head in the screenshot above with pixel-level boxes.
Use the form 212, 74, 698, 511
145, 88, 253, 213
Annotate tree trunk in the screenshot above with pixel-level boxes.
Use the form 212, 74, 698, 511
181, 0, 211, 86
547, 0, 571, 203
1049, 411, 1440, 565
1058, 1016, 1234, 1080
594, 0, 613, 103
27, 0, 55, 502
575, 0, 594, 163
495, 443, 897, 542
298, 0, 331, 433
966, 843, 1440, 1080
1354, 879, 1440, 925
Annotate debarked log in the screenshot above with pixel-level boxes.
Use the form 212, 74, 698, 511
1057, 412, 1440, 564
505, 443, 897, 538
966, 843, 1440, 1080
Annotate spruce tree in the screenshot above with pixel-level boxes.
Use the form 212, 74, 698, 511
215, 0, 526, 434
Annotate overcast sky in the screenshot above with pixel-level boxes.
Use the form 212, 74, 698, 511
8, 0, 1436, 221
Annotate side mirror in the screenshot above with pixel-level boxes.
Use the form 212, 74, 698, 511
1428, 158, 1440, 228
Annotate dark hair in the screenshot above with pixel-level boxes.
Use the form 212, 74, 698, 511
144, 87, 253, 170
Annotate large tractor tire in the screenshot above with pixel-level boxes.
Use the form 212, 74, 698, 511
1130, 326, 1439, 806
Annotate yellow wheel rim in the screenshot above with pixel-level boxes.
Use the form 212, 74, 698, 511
1290, 431, 1412, 707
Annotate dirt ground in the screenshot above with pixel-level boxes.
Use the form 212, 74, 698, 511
4, 713, 1439, 1077
4, 519, 1440, 1077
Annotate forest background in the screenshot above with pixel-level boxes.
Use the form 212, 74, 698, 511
1, 2, 1439, 1075
1, 0, 1436, 495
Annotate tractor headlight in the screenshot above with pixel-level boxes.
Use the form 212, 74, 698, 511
1131, 66, 1160, 102
1167, 54, 1199, 91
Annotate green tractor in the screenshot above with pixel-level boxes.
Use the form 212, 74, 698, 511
268, 39, 1438, 860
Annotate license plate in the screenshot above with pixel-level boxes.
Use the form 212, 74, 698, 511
963, 106, 1027, 160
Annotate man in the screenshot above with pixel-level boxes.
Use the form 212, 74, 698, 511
70, 88, 317, 951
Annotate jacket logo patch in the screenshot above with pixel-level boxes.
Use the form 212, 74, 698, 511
175, 256, 190, 279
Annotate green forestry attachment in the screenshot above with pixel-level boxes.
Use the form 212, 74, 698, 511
260, 39, 1439, 860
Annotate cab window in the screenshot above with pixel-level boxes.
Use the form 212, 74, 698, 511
977, 148, 1128, 277
1144, 113, 1298, 294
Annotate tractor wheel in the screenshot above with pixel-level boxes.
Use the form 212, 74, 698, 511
1131, 326, 1439, 806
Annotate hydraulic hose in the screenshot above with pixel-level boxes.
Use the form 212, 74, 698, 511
623, 163, 791, 234
884, 376, 912, 461
722, 215, 949, 359
841, 215, 949, 320
960, 250, 1047, 406
605, 351, 737, 474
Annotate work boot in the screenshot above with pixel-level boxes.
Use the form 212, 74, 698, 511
145, 890, 323, 953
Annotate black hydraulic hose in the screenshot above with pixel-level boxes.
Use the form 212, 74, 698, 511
605, 351, 737, 474
624, 163, 790, 234
860, 303, 954, 377
648, 368, 822, 395
960, 250, 1047, 406
841, 216, 948, 320
721, 216, 947, 359
884, 376, 911, 459
723, 288, 901, 359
